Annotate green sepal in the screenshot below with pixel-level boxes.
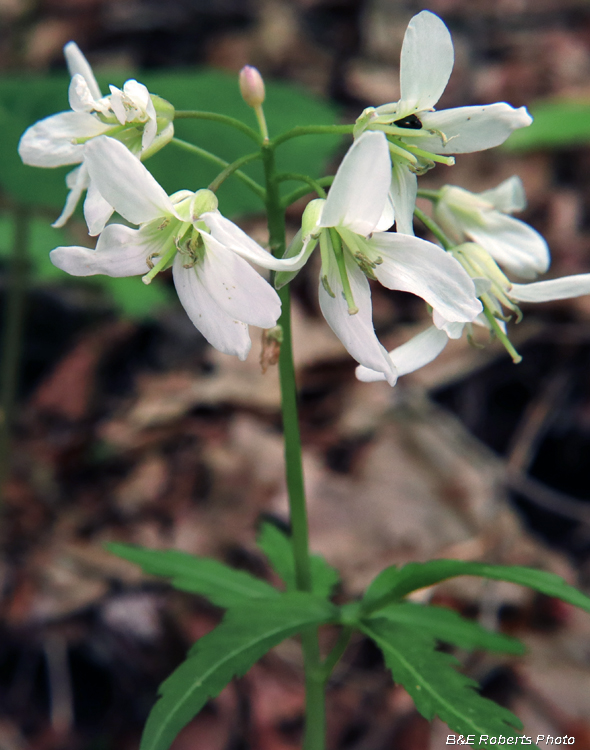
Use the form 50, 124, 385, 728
141, 592, 337, 750
107, 542, 278, 608
256, 520, 340, 599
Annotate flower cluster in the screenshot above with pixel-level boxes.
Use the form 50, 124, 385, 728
18, 42, 174, 232
18, 11, 590, 385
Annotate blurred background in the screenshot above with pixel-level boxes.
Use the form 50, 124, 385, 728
2, 0, 590, 748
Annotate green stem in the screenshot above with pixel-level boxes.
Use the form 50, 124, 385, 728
170, 138, 265, 199
271, 124, 353, 148
416, 188, 441, 201
320, 626, 353, 680
413, 206, 454, 250
173, 110, 261, 144
261, 143, 325, 750
208, 152, 262, 193
263, 146, 312, 588
0, 205, 29, 504
276, 173, 327, 199
301, 633, 326, 748
253, 104, 269, 142
282, 176, 334, 209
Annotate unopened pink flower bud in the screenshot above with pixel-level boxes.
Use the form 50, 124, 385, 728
239, 66, 265, 108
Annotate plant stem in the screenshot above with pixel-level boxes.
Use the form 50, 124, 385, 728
413, 206, 454, 250
416, 188, 441, 201
263, 145, 312, 589
208, 152, 262, 193
276, 173, 327, 199
170, 138, 265, 199
253, 104, 269, 143
0, 205, 29, 504
271, 124, 353, 148
261, 142, 326, 750
281, 176, 334, 209
321, 626, 353, 679
173, 110, 262, 144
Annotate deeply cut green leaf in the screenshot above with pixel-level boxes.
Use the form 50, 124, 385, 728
257, 521, 340, 598
107, 542, 278, 608
372, 602, 524, 655
362, 559, 590, 615
361, 619, 525, 750
142, 593, 337, 750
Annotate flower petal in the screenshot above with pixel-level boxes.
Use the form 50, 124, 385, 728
432, 311, 465, 339
390, 161, 417, 236
142, 92, 158, 150
464, 212, 550, 279
198, 233, 281, 328
63, 42, 102, 101
510, 274, 590, 303
479, 175, 526, 213
203, 211, 311, 271
319, 131, 391, 236
400, 11, 454, 113
108, 86, 127, 125
52, 165, 89, 228
356, 325, 449, 382
319, 249, 397, 385
84, 136, 177, 224
50, 222, 172, 277
374, 191, 395, 232
172, 253, 251, 360
18, 112, 110, 167
407, 103, 533, 154
69, 74, 99, 113
274, 230, 320, 289
84, 179, 115, 236
369, 233, 482, 322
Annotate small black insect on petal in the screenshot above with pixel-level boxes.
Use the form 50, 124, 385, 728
393, 114, 423, 129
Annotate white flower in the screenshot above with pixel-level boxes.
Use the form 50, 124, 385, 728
356, 235, 590, 383
18, 42, 174, 232
356, 325, 450, 383
354, 11, 532, 235
434, 177, 549, 280
49, 137, 307, 361
279, 131, 482, 386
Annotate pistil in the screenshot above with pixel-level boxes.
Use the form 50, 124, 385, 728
142, 243, 178, 284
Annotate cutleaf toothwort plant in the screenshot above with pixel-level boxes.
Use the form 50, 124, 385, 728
18, 11, 590, 750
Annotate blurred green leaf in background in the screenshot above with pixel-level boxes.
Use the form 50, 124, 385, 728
0, 68, 341, 318
505, 99, 590, 151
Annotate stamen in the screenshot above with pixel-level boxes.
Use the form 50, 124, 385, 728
370, 124, 431, 138
329, 229, 358, 315
321, 275, 336, 298
387, 141, 418, 164
482, 304, 522, 363
403, 144, 455, 166
338, 228, 382, 281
